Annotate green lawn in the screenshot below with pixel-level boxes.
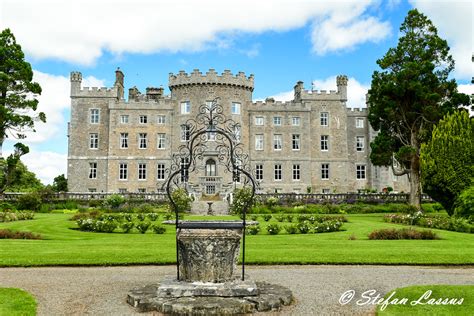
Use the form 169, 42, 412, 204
0, 288, 36, 316
377, 285, 474, 315
0, 213, 473, 266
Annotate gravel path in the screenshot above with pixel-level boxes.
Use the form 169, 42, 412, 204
1, 265, 473, 315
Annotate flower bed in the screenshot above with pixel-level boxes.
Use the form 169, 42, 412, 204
0, 229, 42, 240
384, 213, 473, 233
368, 228, 439, 240
75, 212, 167, 234
0, 211, 35, 222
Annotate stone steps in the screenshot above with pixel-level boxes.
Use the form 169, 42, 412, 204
190, 200, 230, 215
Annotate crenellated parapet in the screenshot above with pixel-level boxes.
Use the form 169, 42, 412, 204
294, 75, 348, 102
346, 107, 368, 116
70, 71, 119, 98
169, 69, 254, 91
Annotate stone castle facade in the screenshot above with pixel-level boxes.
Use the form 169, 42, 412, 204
67, 68, 409, 194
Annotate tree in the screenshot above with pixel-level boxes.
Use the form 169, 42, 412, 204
367, 9, 470, 209
420, 111, 473, 215
52, 174, 68, 192
0, 143, 40, 193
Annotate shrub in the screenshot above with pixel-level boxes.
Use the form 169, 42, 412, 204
265, 196, 279, 207
368, 228, 439, 240
76, 218, 96, 231
250, 215, 258, 221
348, 233, 357, 240
385, 213, 473, 233
454, 185, 474, 219
296, 222, 311, 234
123, 213, 133, 222
103, 194, 126, 210
230, 187, 255, 215
313, 220, 343, 233
275, 214, 285, 222
286, 214, 294, 222
246, 225, 260, 235
262, 214, 272, 222
136, 221, 151, 234
16, 192, 42, 210
147, 213, 159, 221
163, 212, 173, 220
94, 220, 117, 233
136, 203, 154, 213
284, 224, 298, 234
120, 222, 135, 233
266, 223, 281, 235
0, 202, 15, 211
151, 225, 166, 234
297, 214, 310, 223
0, 229, 42, 240
136, 213, 146, 221
170, 188, 192, 212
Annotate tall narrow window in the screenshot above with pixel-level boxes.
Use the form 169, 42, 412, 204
139, 133, 147, 149
157, 133, 166, 149
157, 115, 166, 124
256, 164, 263, 180
157, 163, 165, 180
90, 109, 99, 124
139, 115, 148, 124
356, 117, 364, 128
120, 133, 128, 149
120, 115, 129, 124
205, 159, 216, 176
292, 117, 301, 126
292, 164, 300, 180
356, 136, 365, 152
181, 101, 190, 114
89, 162, 97, 179
320, 112, 328, 126
181, 125, 190, 141
255, 116, 264, 126
273, 116, 282, 126
292, 134, 300, 150
273, 134, 282, 150
232, 102, 241, 114
255, 134, 264, 150
138, 163, 147, 180
89, 133, 99, 149
274, 164, 282, 181
321, 163, 329, 179
356, 165, 366, 179
320, 135, 329, 151
119, 163, 128, 180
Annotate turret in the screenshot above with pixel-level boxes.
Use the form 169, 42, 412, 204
294, 81, 304, 102
336, 75, 348, 102
70, 71, 82, 96
114, 67, 124, 99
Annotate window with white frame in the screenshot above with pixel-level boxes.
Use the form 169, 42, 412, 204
292, 164, 300, 180
231, 102, 241, 115
119, 163, 128, 180
292, 117, 300, 126
320, 112, 328, 126
89, 162, 97, 179
157, 163, 165, 180
256, 164, 263, 180
356, 117, 364, 128
255, 116, 264, 126
356, 165, 366, 179
90, 109, 99, 124
356, 136, 365, 152
273, 116, 282, 126
321, 163, 329, 179
120, 133, 128, 149
292, 134, 300, 150
157, 115, 166, 124
181, 101, 190, 114
89, 133, 99, 149
274, 164, 282, 181
139, 133, 147, 149
181, 125, 190, 141
273, 134, 282, 150
138, 163, 147, 180
120, 115, 129, 124
139, 115, 148, 124
157, 133, 166, 149
255, 134, 264, 150
320, 135, 329, 151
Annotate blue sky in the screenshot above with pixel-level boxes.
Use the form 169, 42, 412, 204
0, 0, 472, 184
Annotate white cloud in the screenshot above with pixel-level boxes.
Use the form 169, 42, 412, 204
458, 83, 474, 95
0, 0, 390, 65
22, 150, 67, 185
409, 0, 473, 80
270, 76, 369, 108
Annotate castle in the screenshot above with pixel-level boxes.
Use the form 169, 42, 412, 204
67, 68, 409, 194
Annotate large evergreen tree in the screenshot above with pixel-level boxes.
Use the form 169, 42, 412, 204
367, 9, 470, 209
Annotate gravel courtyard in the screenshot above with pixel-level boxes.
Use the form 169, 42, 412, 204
1, 265, 473, 315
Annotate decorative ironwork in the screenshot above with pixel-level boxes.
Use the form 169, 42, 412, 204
163, 98, 257, 281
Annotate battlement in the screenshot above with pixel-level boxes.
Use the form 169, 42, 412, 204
70, 71, 119, 98
169, 69, 254, 91
294, 75, 348, 102
346, 107, 368, 115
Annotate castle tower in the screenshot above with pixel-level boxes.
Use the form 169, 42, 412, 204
114, 67, 124, 99
70, 71, 82, 96
336, 75, 348, 102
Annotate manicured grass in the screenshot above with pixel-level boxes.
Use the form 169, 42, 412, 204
376, 285, 474, 315
0, 288, 37, 316
0, 213, 473, 266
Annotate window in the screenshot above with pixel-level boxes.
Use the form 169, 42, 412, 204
320, 135, 329, 151
356, 117, 364, 128
255, 116, 264, 126
232, 102, 241, 114
90, 109, 99, 124
205, 159, 216, 176
181, 125, 190, 141
157, 115, 166, 124
139, 115, 148, 124
321, 163, 329, 179
157, 163, 165, 180
118, 188, 127, 193
322, 189, 330, 194
292, 134, 300, 150
89, 162, 97, 179
120, 133, 128, 149
273, 134, 282, 150
256, 164, 263, 180
292, 164, 300, 181
89, 133, 99, 149
120, 115, 129, 124
88, 188, 97, 193
273, 116, 282, 126
181, 101, 190, 114
255, 134, 264, 150
138, 188, 146, 193
356, 136, 365, 152
138, 163, 147, 180
356, 165, 366, 179
274, 164, 282, 181
119, 163, 128, 180
320, 112, 328, 126
157, 133, 166, 149
292, 117, 301, 126
139, 133, 147, 149
180, 158, 189, 182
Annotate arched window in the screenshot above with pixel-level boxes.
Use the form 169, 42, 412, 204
205, 159, 216, 176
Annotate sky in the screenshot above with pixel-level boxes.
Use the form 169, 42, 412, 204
0, 0, 472, 185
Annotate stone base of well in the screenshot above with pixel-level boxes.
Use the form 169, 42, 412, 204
127, 281, 293, 315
